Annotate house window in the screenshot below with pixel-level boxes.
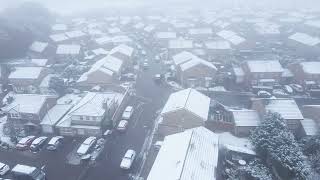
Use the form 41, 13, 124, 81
10, 113, 20, 119
92, 117, 97, 121
86, 116, 90, 121
80, 116, 84, 120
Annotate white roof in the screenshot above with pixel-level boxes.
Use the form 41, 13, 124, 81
218, 132, 256, 155
31, 59, 48, 67
230, 109, 260, 127
95, 36, 112, 45
56, 92, 123, 127
265, 98, 304, 120
188, 28, 213, 35
168, 39, 193, 49
172, 51, 197, 66
147, 127, 219, 180
52, 24, 67, 31
217, 30, 246, 45
109, 44, 134, 58
29, 41, 48, 53
65, 30, 86, 39
12, 164, 36, 174
134, 22, 145, 29
246, 60, 284, 73
69, 92, 121, 117
255, 22, 281, 35
289, 33, 320, 46
2, 94, 50, 114
41, 104, 72, 125
112, 35, 132, 44
108, 27, 121, 34
56, 44, 81, 55
305, 20, 320, 29
161, 88, 210, 121
50, 33, 69, 42
92, 48, 109, 56
155, 32, 177, 39
9, 66, 43, 79
300, 62, 320, 74
180, 58, 217, 72
301, 118, 318, 136
102, 55, 123, 73
205, 41, 231, 50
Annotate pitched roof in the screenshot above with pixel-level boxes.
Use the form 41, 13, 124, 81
109, 44, 134, 58
301, 118, 318, 136
29, 41, 48, 53
56, 44, 81, 55
230, 109, 260, 127
180, 58, 217, 72
245, 60, 284, 73
172, 51, 197, 66
161, 88, 210, 120
289, 32, 320, 46
265, 98, 304, 120
147, 127, 219, 180
217, 30, 246, 45
9, 66, 44, 80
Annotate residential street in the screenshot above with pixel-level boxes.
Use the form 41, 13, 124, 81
0, 47, 171, 180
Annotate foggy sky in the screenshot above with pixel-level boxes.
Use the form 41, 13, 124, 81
2, 0, 320, 15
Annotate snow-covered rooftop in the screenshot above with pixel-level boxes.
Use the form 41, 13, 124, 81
65, 30, 86, 39
205, 41, 232, 50
111, 35, 132, 44
246, 60, 284, 73
95, 36, 112, 45
56, 92, 123, 127
109, 44, 134, 58
52, 24, 68, 31
144, 25, 155, 33
188, 28, 213, 35
9, 66, 44, 80
230, 109, 260, 127
56, 44, 81, 55
31, 59, 48, 67
180, 58, 217, 72
29, 41, 48, 53
161, 88, 210, 121
300, 62, 320, 74
50, 33, 69, 42
2, 93, 53, 114
155, 32, 177, 39
265, 98, 304, 120
12, 164, 37, 175
168, 39, 193, 49
147, 127, 219, 180
289, 33, 320, 46
172, 51, 197, 66
217, 30, 246, 45
41, 104, 72, 125
102, 55, 123, 73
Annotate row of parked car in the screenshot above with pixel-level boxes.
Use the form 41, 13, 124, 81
15, 136, 64, 153
117, 106, 134, 132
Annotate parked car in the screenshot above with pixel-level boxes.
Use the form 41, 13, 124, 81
290, 84, 304, 93
30, 136, 48, 153
284, 85, 293, 94
103, 130, 113, 138
16, 136, 36, 150
77, 137, 97, 156
154, 74, 164, 83
117, 120, 129, 132
0, 162, 10, 175
122, 106, 134, 120
11, 164, 46, 180
120, 149, 136, 169
257, 91, 272, 98
46, 136, 64, 151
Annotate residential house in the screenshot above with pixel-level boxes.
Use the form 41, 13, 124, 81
172, 51, 217, 87
229, 109, 260, 137
8, 66, 48, 93
56, 44, 82, 61
55, 92, 124, 136
289, 62, 320, 87
217, 30, 246, 46
205, 40, 233, 62
188, 28, 213, 39
28, 41, 49, 57
108, 44, 134, 68
159, 88, 210, 136
241, 60, 284, 86
147, 127, 219, 180
251, 98, 303, 132
77, 55, 123, 88
155, 32, 177, 46
168, 39, 193, 54
2, 93, 57, 134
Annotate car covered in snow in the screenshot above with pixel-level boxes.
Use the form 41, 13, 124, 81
120, 149, 136, 169
16, 136, 36, 150
77, 137, 96, 156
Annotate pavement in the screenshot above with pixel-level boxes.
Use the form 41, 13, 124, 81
0, 42, 172, 180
